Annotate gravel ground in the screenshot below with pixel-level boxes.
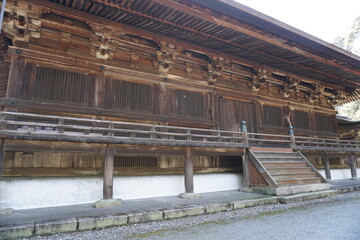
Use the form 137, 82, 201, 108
23, 191, 360, 240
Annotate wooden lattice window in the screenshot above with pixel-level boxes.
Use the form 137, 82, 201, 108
112, 80, 154, 113
175, 89, 204, 118
32, 66, 88, 104
263, 105, 283, 127
114, 156, 158, 167
315, 113, 333, 132
293, 110, 310, 129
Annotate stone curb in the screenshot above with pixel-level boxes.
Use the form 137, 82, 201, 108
163, 205, 205, 219
128, 211, 163, 224
1, 189, 359, 239
35, 218, 77, 236
0, 223, 34, 240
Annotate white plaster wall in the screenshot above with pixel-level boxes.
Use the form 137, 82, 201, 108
318, 168, 360, 180
0, 173, 243, 210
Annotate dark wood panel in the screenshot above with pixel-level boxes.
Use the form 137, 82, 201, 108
219, 98, 257, 132
248, 158, 268, 186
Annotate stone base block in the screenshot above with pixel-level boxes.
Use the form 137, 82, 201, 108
35, 218, 77, 236
0, 208, 14, 216
178, 193, 201, 199
94, 215, 128, 229
93, 198, 123, 208
163, 206, 205, 219
0, 224, 34, 240
128, 211, 163, 224
204, 203, 233, 214
232, 197, 278, 209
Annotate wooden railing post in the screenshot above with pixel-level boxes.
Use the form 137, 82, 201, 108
58, 118, 64, 133
349, 154, 358, 179
289, 126, 296, 150
241, 120, 248, 147
322, 152, 331, 180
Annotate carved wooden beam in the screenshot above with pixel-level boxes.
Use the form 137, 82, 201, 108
248, 68, 268, 92
2, 2, 41, 44
204, 56, 226, 85
154, 41, 181, 78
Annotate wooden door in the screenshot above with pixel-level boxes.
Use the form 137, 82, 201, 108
219, 98, 257, 133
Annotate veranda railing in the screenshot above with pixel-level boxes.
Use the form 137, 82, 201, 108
0, 112, 359, 152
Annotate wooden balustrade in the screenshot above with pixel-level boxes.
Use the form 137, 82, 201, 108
0, 112, 246, 148
0, 112, 359, 152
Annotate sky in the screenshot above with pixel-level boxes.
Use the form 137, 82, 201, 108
235, 0, 360, 43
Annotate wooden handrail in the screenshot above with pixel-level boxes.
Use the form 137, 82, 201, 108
0, 112, 359, 152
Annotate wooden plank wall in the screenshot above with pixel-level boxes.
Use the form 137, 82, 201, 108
1, 151, 242, 177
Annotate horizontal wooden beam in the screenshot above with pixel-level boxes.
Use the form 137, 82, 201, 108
1, 167, 242, 177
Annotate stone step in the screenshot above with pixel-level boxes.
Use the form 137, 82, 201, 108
278, 190, 338, 204
251, 183, 330, 196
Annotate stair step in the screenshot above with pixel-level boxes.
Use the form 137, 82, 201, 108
276, 177, 322, 186
254, 152, 298, 155
251, 147, 293, 153
268, 167, 313, 174
271, 172, 317, 177
257, 156, 303, 161
262, 162, 308, 168
273, 174, 318, 181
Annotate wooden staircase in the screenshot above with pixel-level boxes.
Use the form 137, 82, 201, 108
248, 147, 329, 195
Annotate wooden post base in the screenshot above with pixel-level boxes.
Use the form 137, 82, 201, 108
93, 198, 123, 208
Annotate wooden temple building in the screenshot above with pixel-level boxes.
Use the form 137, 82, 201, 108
0, 0, 360, 209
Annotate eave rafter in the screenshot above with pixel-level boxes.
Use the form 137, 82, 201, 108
11, 0, 360, 93
87, 0, 360, 88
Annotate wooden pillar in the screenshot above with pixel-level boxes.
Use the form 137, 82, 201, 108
322, 153, 331, 180
349, 155, 358, 180
241, 121, 248, 147
242, 152, 250, 187
184, 147, 194, 193
103, 144, 115, 199
0, 139, 4, 177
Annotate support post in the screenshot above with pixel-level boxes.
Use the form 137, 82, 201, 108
322, 153, 331, 180
103, 144, 115, 199
349, 155, 358, 180
289, 126, 296, 150
242, 151, 250, 187
0, 139, 3, 177
241, 120, 248, 147
179, 147, 200, 199
94, 144, 122, 208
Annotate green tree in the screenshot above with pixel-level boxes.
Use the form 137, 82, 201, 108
334, 15, 360, 120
